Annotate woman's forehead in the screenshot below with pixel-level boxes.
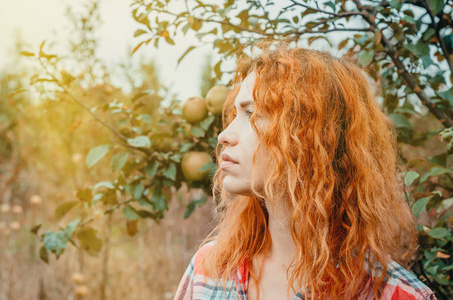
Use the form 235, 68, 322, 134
235, 72, 257, 104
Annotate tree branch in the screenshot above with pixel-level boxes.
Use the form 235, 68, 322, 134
353, 0, 452, 128
38, 58, 153, 157
287, 0, 364, 18
423, 0, 453, 77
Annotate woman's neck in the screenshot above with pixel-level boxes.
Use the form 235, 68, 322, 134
265, 202, 296, 269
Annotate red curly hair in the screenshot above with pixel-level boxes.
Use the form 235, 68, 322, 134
202, 39, 418, 299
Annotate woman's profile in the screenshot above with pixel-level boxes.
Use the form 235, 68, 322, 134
174, 39, 436, 300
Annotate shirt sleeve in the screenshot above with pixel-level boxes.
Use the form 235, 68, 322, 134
174, 253, 196, 300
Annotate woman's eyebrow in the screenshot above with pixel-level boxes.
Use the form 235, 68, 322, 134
234, 100, 254, 110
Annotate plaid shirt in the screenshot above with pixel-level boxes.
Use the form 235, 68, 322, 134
174, 242, 437, 300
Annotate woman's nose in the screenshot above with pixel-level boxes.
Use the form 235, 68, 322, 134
218, 127, 238, 146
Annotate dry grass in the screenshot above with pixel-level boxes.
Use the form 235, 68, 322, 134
0, 187, 214, 300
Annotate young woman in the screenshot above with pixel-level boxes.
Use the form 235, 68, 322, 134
174, 40, 436, 300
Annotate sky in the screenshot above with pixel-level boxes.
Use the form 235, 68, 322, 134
0, 0, 220, 102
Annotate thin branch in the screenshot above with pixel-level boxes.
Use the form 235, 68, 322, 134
287, 27, 372, 36
288, 0, 364, 18
151, 7, 272, 37
37, 58, 153, 158
423, 0, 453, 77
353, 0, 453, 128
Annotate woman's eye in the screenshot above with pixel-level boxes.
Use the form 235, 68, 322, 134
232, 109, 253, 119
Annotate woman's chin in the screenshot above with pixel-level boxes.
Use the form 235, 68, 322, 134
223, 180, 248, 196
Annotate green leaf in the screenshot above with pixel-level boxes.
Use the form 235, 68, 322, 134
111, 153, 129, 171
200, 115, 215, 131
357, 49, 374, 67
43, 220, 79, 259
199, 161, 216, 173
421, 55, 434, 69
419, 166, 453, 183
86, 144, 111, 168
429, 0, 444, 15
180, 142, 193, 152
136, 114, 152, 124
131, 181, 143, 199
191, 126, 205, 138
422, 28, 436, 41
76, 226, 103, 256
152, 193, 168, 211
122, 205, 140, 220
404, 43, 429, 58
93, 181, 115, 190
163, 163, 176, 180
92, 193, 104, 206
137, 210, 155, 218
412, 196, 429, 218
145, 161, 159, 178
444, 34, 453, 53
55, 201, 79, 221
44, 231, 68, 258
427, 227, 449, 239
404, 171, 419, 186
169, 153, 180, 162
185, 201, 197, 219
138, 195, 152, 207
127, 136, 151, 148
65, 219, 79, 238
389, 114, 411, 129
182, 23, 190, 35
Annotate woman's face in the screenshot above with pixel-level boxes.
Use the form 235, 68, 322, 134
218, 71, 270, 197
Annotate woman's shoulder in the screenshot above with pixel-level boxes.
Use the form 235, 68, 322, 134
190, 240, 216, 276
379, 260, 437, 300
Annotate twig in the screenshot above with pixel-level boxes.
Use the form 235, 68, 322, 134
352, 0, 452, 128
288, 0, 363, 18
423, 0, 453, 77
37, 57, 153, 157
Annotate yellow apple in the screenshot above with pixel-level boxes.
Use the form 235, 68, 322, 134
75, 285, 89, 297
9, 221, 21, 231
181, 151, 212, 181
206, 85, 230, 115
71, 272, 85, 284
30, 195, 42, 206
12, 205, 23, 214
182, 97, 207, 123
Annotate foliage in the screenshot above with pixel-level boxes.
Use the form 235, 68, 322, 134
19, 0, 221, 265
14, 0, 453, 298
129, 0, 453, 298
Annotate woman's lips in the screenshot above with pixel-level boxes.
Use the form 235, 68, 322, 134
220, 161, 238, 169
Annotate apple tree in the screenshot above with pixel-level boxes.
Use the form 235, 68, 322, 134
17, 0, 230, 272
128, 0, 453, 297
